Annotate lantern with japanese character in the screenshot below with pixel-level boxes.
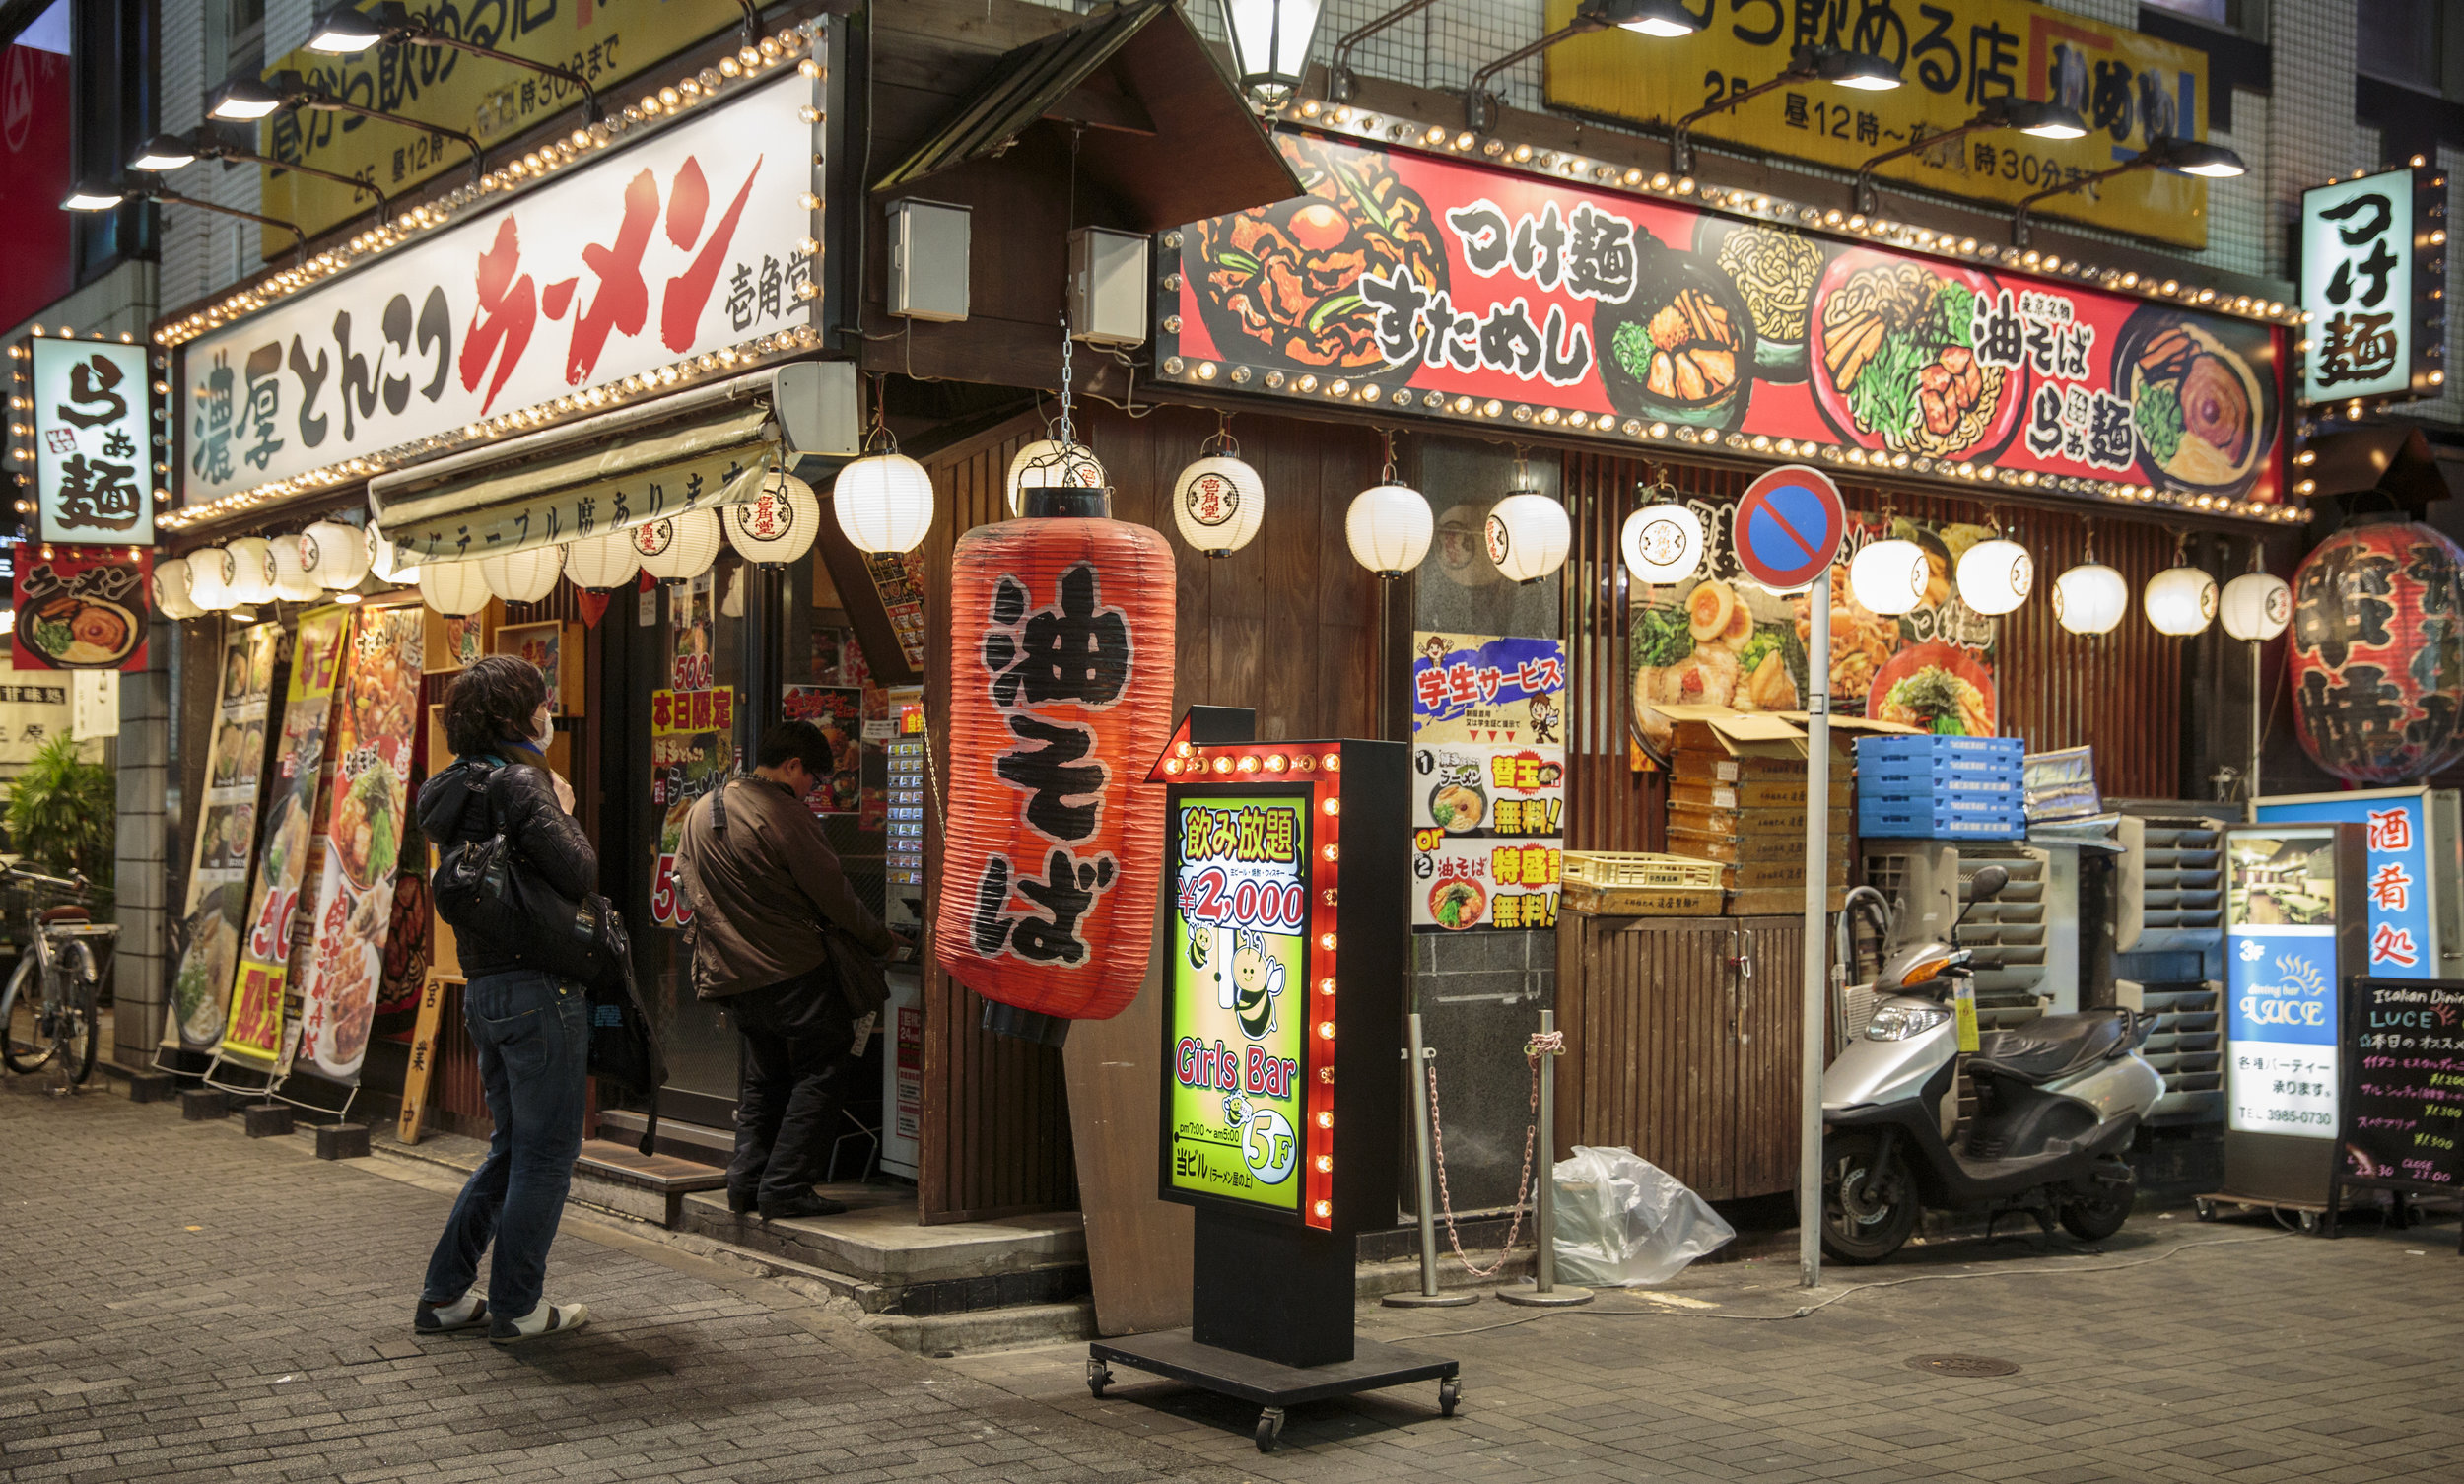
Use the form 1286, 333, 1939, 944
2289, 515, 2464, 783
933, 485, 1177, 1044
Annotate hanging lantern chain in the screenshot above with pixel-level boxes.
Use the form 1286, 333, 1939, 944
1379, 428, 1398, 485
2082, 516, 2098, 567
861, 372, 899, 457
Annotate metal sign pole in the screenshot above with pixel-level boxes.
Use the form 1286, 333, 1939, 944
1384, 1011, 1475, 1308
1800, 586, 1829, 1291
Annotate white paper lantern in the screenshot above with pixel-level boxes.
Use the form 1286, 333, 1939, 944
1484, 492, 1571, 583
2144, 565, 2219, 637
1849, 538, 1929, 616
564, 528, 642, 590
1172, 455, 1266, 556
418, 559, 491, 616
1620, 503, 1704, 585
153, 557, 204, 620
2051, 563, 2128, 635
368, 522, 420, 585
1006, 438, 1107, 517
724, 472, 823, 565
1345, 483, 1433, 576
225, 537, 278, 604
1955, 537, 2033, 616
479, 545, 564, 603
635, 506, 722, 580
2220, 572, 2293, 641
303, 519, 370, 589
269, 536, 322, 602
833, 452, 935, 555
185, 547, 236, 611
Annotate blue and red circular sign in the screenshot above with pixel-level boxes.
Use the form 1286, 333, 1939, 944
1732, 466, 1846, 593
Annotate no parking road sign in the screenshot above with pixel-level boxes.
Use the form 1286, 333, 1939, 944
1732, 466, 1845, 593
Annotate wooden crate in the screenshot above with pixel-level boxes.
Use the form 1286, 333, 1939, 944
1562, 881, 1726, 916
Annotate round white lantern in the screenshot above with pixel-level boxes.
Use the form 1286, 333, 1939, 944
303, 519, 370, 589
723, 472, 823, 565
418, 558, 491, 616
269, 536, 322, 602
2051, 563, 2128, 635
2220, 572, 2292, 641
1006, 438, 1106, 517
153, 557, 204, 620
1620, 503, 1705, 586
2144, 565, 2219, 636
225, 537, 278, 605
1849, 538, 1929, 616
833, 452, 935, 555
564, 528, 642, 590
479, 545, 564, 603
1484, 492, 1571, 583
635, 506, 722, 580
185, 547, 236, 611
368, 522, 420, 585
1955, 537, 2033, 616
1172, 454, 1266, 556
1345, 483, 1433, 576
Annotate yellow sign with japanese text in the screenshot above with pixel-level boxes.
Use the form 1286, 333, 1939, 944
1541, 0, 2213, 248
255, 0, 749, 253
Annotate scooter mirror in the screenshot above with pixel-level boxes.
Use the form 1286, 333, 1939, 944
1969, 864, 2010, 901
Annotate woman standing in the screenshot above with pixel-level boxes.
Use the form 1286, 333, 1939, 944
410, 654, 595, 1344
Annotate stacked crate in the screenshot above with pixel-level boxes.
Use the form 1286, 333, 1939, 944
1666, 718, 1852, 916
1855, 735, 2025, 841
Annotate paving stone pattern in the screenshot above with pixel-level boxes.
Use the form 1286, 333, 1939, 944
10, 1073, 2464, 1483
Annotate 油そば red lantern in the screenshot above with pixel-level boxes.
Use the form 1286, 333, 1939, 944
2289, 515, 2464, 783
934, 491, 1176, 1043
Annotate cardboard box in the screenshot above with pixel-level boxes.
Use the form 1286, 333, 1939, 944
1672, 753, 1851, 783
1658, 704, 1808, 762
1667, 803, 1853, 839
1562, 882, 1727, 917
1729, 885, 1849, 915
1729, 858, 1852, 890
1668, 778, 1818, 810
1666, 829, 1851, 865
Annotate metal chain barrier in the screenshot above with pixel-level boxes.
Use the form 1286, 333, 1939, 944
1426, 1029, 1567, 1278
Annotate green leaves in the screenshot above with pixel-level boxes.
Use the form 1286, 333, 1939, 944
4, 734, 115, 886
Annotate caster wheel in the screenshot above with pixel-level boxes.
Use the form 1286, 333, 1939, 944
1256, 1407, 1284, 1452
1439, 1379, 1461, 1418
2193, 1199, 2217, 1223
1086, 1359, 1112, 1398
2297, 1209, 2320, 1234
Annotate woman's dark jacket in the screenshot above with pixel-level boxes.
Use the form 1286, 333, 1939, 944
416, 748, 597, 981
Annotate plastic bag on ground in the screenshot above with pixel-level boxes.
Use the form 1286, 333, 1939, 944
1550, 1145, 1735, 1288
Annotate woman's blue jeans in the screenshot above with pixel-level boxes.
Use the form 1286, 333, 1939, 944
419, 969, 588, 1319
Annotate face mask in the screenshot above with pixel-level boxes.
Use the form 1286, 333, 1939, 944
531, 712, 555, 750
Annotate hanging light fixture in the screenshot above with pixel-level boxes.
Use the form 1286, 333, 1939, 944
1484, 457, 1570, 584
184, 547, 236, 611
225, 536, 278, 605
2220, 569, 2293, 641
368, 521, 420, 585
2052, 521, 2127, 635
303, 519, 370, 589
1171, 416, 1266, 558
834, 375, 935, 555
1847, 502, 1926, 616
1955, 523, 2033, 616
418, 558, 491, 616
635, 507, 723, 581
724, 471, 824, 565
479, 545, 565, 603
1007, 438, 1107, 518
2144, 533, 2218, 637
1216, 0, 1325, 107
1620, 470, 1704, 585
153, 557, 205, 621
1345, 432, 1432, 577
564, 528, 643, 590
268, 536, 322, 602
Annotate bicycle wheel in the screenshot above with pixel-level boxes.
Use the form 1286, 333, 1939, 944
0, 954, 47, 1074
61, 982, 98, 1086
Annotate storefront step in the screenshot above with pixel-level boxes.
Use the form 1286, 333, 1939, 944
861, 1300, 1098, 1357
677, 1191, 1087, 1287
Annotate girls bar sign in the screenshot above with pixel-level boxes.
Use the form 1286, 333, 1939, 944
1160, 130, 2285, 509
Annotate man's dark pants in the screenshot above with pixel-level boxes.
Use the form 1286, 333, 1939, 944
726, 963, 860, 1211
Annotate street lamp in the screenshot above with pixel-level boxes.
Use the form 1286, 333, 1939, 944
207, 70, 486, 186
128, 128, 389, 217
60, 179, 310, 265
1217, 0, 1325, 108
1673, 45, 1900, 174
2013, 133, 2245, 246
1852, 96, 2088, 216
305, 3, 600, 123
1463, 0, 1702, 130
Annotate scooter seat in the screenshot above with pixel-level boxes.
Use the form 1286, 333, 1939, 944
1969, 1010, 2135, 1084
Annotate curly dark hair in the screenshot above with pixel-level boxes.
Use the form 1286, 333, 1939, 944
443, 654, 548, 758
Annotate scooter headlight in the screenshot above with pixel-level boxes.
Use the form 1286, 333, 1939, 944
1866, 1003, 1951, 1041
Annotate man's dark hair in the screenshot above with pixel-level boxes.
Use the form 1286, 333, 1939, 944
443, 654, 549, 757
757, 720, 834, 776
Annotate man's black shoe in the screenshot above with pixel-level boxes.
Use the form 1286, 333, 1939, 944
759, 1194, 851, 1221
726, 1188, 758, 1214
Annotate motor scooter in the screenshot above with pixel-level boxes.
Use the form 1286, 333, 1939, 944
1819, 865, 2163, 1263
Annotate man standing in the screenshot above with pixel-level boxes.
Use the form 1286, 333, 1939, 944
677, 721, 900, 1220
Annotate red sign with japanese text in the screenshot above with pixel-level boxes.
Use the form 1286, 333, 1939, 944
10, 546, 150, 673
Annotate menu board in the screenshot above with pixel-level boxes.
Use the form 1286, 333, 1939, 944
2224, 826, 2346, 1139
220, 607, 351, 1069
1165, 791, 1312, 1215
164, 624, 283, 1053
649, 685, 734, 928
295, 605, 425, 1085
2339, 978, 2464, 1196
1410, 633, 1564, 932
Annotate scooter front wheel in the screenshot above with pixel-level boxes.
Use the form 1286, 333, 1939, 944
1822, 1129, 1918, 1264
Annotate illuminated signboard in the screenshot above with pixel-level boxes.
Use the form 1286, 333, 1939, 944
2297, 164, 2446, 409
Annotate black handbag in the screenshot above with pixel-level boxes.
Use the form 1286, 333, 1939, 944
432, 760, 614, 988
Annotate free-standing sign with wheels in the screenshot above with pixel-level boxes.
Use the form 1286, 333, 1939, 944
2325, 977, 2464, 1249
1084, 706, 1458, 1451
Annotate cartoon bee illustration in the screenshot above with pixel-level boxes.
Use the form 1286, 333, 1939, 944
1228, 927, 1283, 1041
1188, 925, 1211, 972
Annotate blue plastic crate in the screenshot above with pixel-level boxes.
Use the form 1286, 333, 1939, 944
1858, 801, 2026, 840
1856, 734, 2025, 764
1859, 757, 2024, 789
1862, 779, 2021, 808
1860, 788, 2020, 818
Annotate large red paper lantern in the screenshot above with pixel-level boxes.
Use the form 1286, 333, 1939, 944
934, 495, 1177, 1043
2289, 515, 2464, 783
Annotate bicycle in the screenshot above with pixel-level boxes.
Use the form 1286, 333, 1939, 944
0, 866, 117, 1088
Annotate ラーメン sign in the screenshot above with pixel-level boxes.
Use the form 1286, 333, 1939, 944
2297, 164, 2445, 408
30, 337, 152, 545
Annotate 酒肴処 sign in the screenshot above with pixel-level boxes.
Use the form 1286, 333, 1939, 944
31, 337, 152, 545
2256, 790, 2453, 978
2297, 165, 2445, 408
1160, 128, 2288, 513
